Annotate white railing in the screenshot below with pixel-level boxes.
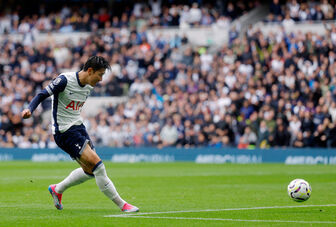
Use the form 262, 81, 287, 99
253, 20, 336, 36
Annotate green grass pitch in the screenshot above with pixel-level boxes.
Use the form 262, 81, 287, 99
0, 162, 336, 226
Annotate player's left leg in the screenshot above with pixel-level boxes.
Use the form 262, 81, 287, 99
56, 168, 94, 194
78, 144, 139, 212
49, 167, 94, 210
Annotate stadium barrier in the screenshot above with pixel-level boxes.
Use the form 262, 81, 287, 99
254, 21, 335, 36
0, 148, 335, 164
0, 27, 228, 47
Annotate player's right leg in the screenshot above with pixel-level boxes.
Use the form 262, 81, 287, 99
78, 144, 139, 212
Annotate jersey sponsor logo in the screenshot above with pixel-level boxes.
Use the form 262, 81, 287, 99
66, 101, 85, 110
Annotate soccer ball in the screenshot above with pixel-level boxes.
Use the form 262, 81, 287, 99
287, 179, 312, 202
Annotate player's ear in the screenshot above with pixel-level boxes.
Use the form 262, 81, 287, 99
87, 67, 94, 75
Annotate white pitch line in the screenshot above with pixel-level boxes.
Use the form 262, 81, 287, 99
105, 215, 336, 224
104, 204, 336, 217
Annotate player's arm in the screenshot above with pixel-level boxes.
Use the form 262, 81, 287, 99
22, 75, 67, 119
22, 89, 50, 119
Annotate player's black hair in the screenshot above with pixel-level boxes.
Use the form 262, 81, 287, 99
83, 56, 111, 72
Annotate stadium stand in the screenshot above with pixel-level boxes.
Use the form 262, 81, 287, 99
1, 0, 336, 148
0, 0, 258, 33
265, 0, 336, 22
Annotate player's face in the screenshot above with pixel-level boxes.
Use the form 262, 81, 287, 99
89, 68, 105, 86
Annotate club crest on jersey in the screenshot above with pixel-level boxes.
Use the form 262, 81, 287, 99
66, 101, 84, 110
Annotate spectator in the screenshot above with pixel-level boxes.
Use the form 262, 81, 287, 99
274, 124, 290, 147
320, 0, 333, 20
239, 125, 257, 148
314, 124, 327, 147
257, 120, 270, 148
159, 118, 178, 147
282, 12, 295, 28
292, 131, 305, 147
269, 0, 282, 17
189, 3, 202, 26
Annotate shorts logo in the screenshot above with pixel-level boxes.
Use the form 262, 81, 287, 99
75, 144, 81, 150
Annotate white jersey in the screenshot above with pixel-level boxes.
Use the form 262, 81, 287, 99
45, 72, 93, 134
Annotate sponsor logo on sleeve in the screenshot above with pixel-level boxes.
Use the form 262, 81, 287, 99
53, 77, 62, 85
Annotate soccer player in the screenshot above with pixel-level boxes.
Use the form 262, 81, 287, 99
21, 56, 139, 212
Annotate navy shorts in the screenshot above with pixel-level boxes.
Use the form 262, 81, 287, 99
53, 124, 95, 159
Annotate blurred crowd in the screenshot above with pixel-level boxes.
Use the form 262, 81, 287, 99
2, 0, 334, 36
1, 1, 336, 149
266, 0, 336, 23
0, 0, 258, 34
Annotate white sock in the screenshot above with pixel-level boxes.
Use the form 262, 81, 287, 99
55, 168, 93, 194
93, 162, 126, 209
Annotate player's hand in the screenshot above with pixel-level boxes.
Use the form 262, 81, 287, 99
21, 109, 32, 119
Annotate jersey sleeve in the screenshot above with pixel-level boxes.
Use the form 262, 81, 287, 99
28, 75, 67, 113
45, 75, 67, 95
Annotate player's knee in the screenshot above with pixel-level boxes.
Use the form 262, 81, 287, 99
80, 143, 101, 165
92, 161, 106, 176
84, 171, 94, 177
